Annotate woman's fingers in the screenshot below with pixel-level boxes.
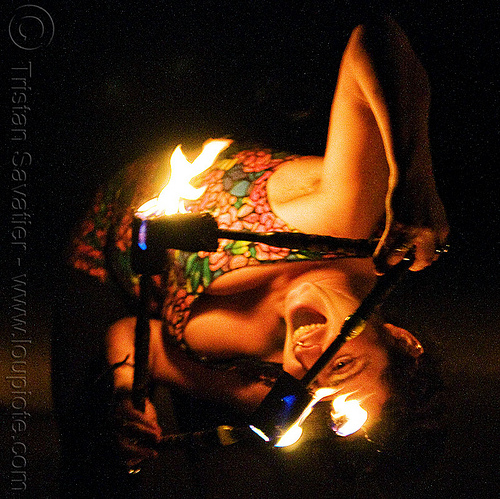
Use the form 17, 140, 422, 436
121, 436, 159, 468
112, 393, 162, 468
410, 228, 445, 271
373, 223, 449, 274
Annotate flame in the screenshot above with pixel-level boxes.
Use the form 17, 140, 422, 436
274, 423, 303, 448
330, 393, 367, 437
136, 139, 232, 219
275, 387, 338, 448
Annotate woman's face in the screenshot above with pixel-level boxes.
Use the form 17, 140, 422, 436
281, 274, 391, 424
191, 259, 393, 423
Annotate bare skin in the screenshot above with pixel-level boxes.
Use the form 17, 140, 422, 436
107, 17, 449, 466
267, 18, 448, 271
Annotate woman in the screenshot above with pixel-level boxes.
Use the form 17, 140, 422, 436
69, 16, 448, 469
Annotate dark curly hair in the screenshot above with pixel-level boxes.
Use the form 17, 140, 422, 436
368, 320, 447, 477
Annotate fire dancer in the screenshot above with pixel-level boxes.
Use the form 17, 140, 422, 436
67, 16, 448, 470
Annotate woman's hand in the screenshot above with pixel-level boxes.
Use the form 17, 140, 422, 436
339, 17, 450, 274
373, 170, 449, 274
112, 390, 163, 469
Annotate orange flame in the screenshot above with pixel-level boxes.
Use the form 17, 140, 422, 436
136, 139, 232, 219
275, 388, 338, 448
330, 393, 367, 436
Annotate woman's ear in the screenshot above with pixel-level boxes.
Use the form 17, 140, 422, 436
383, 323, 424, 359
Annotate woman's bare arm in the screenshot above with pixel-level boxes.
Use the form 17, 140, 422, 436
336, 17, 449, 272
269, 17, 448, 271
107, 317, 271, 466
107, 318, 271, 412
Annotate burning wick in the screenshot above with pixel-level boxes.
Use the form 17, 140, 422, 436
274, 391, 367, 447
131, 139, 231, 410
330, 393, 368, 437
136, 139, 232, 219
274, 388, 337, 447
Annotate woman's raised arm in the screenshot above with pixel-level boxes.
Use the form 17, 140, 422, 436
324, 16, 449, 272
270, 17, 448, 272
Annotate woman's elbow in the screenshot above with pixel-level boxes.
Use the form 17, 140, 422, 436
347, 18, 431, 108
106, 317, 137, 363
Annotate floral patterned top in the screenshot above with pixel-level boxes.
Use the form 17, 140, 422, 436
69, 144, 362, 364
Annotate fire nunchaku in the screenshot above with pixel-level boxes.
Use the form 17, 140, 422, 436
129, 212, 417, 446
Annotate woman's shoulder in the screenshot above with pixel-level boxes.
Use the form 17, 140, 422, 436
266, 155, 324, 206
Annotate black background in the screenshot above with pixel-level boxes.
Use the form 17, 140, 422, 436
2, 0, 499, 497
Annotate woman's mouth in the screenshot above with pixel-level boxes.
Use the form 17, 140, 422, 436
292, 323, 327, 346
289, 304, 328, 347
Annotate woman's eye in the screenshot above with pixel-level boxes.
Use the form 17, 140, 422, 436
331, 357, 354, 373
322, 356, 365, 386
